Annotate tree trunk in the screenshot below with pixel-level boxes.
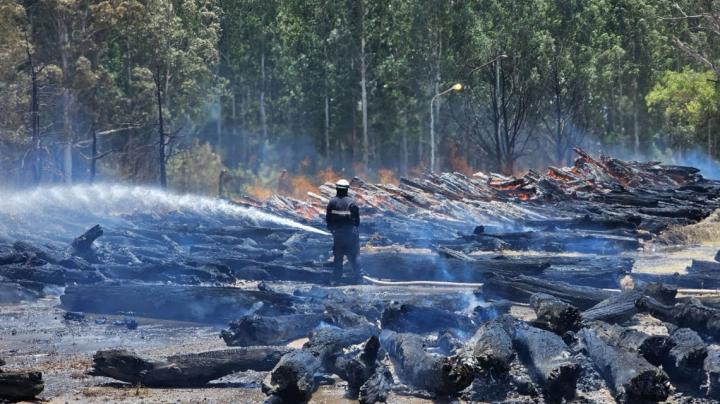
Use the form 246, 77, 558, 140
709, 118, 713, 159
216, 65, 222, 150
402, 127, 408, 176
633, 78, 640, 158
90, 126, 97, 183
360, 31, 369, 169
494, 59, 502, 172
324, 92, 330, 160
324, 44, 330, 161
26, 37, 41, 184
260, 50, 268, 140
156, 67, 167, 188
59, 16, 73, 184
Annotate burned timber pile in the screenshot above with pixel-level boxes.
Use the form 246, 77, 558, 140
3, 149, 720, 402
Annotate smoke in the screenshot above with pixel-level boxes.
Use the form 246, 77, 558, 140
0, 183, 328, 243
668, 149, 720, 180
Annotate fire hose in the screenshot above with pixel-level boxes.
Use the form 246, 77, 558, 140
361, 276, 720, 295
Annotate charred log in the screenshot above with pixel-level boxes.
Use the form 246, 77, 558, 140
582, 284, 676, 324
221, 314, 325, 347
380, 301, 475, 334
61, 284, 295, 324
70, 224, 103, 260
579, 327, 670, 402
584, 321, 671, 366
530, 293, 581, 334
263, 325, 378, 403
664, 327, 707, 384
482, 273, 615, 310
329, 336, 382, 396
0, 264, 104, 286
0, 371, 44, 402
582, 290, 641, 324
502, 316, 579, 401
261, 349, 321, 403
636, 296, 720, 338
381, 330, 473, 395
358, 364, 392, 404
704, 344, 720, 399
89, 347, 290, 387
469, 319, 515, 375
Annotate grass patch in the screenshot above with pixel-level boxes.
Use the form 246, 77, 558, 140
657, 209, 720, 246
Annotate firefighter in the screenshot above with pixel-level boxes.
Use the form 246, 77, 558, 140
326, 179, 362, 282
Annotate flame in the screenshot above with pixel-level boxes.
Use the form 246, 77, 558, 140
378, 169, 399, 185
245, 184, 274, 200
289, 175, 317, 199
447, 143, 475, 176
316, 167, 342, 184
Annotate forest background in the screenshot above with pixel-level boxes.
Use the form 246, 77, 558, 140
2, 0, 720, 198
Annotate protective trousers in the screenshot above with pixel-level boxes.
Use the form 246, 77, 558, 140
332, 229, 360, 279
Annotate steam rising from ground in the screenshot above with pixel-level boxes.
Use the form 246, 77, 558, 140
0, 184, 327, 243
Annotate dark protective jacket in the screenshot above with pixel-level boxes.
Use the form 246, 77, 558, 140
326, 195, 360, 233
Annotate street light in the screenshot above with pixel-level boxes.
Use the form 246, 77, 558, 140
430, 83, 463, 172
469, 54, 508, 75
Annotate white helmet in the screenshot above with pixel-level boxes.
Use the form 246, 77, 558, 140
335, 179, 350, 189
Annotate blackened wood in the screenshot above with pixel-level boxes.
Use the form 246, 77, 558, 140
381, 330, 473, 395
380, 301, 475, 334
530, 293, 581, 334
263, 325, 378, 403
526, 214, 639, 231
469, 319, 515, 375
329, 336, 380, 395
261, 349, 321, 403
582, 290, 642, 324
89, 347, 289, 387
579, 327, 670, 402
0, 281, 41, 303
71, 224, 103, 254
0, 371, 44, 402
221, 314, 324, 346
358, 364, 392, 404
636, 296, 720, 338
483, 273, 615, 310
704, 344, 720, 399
503, 317, 579, 401
61, 284, 295, 324
585, 321, 671, 366
664, 328, 707, 384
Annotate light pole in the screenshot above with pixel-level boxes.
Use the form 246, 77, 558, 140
468, 54, 508, 76
430, 82, 463, 172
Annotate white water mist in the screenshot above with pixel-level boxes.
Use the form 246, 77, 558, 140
0, 184, 328, 241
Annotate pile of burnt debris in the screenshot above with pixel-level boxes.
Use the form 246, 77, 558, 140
2, 149, 720, 402
0, 357, 43, 402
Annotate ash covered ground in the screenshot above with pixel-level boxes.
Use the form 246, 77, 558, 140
4, 151, 720, 403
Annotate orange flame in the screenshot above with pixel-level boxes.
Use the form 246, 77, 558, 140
378, 169, 399, 185
245, 184, 274, 200
447, 143, 474, 176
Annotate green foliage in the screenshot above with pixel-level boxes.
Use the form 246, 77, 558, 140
1, 0, 718, 187
647, 69, 718, 145
167, 141, 224, 195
